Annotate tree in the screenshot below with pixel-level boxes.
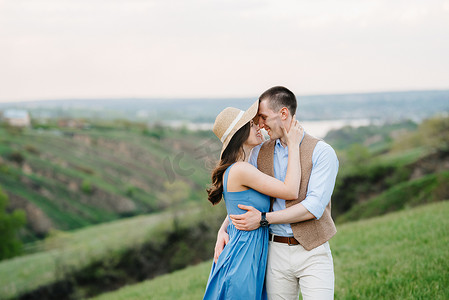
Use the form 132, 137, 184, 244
420, 115, 449, 151
0, 186, 26, 260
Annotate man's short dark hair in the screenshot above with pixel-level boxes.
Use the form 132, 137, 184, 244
259, 86, 297, 116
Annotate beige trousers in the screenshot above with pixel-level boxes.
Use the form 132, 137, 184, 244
266, 240, 334, 300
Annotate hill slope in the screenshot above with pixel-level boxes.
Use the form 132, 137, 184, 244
0, 124, 218, 240
90, 201, 449, 300
330, 115, 449, 220
0, 210, 173, 299
0, 203, 225, 300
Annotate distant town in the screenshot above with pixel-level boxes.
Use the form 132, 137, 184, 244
0, 109, 31, 127
1, 90, 448, 126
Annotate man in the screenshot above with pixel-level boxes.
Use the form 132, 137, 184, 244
214, 86, 339, 299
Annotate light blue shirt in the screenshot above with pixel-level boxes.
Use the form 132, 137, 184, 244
249, 132, 339, 237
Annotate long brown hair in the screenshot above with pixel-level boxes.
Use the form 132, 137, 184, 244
207, 122, 251, 205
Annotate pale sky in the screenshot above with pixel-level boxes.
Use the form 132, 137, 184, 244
1, 0, 449, 102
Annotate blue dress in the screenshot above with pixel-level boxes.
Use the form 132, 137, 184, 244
203, 163, 270, 300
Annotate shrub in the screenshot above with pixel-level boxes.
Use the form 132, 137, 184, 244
7, 151, 25, 164
25, 145, 40, 155
81, 180, 93, 195
0, 186, 27, 260
125, 186, 136, 197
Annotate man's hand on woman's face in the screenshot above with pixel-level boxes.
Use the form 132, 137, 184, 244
230, 205, 261, 231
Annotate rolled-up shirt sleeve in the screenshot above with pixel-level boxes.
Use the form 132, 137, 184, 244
301, 141, 339, 220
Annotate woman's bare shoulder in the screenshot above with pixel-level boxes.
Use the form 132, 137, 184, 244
231, 161, 257, 174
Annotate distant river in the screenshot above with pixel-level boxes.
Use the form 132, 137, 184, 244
167, 118, 375, 139
300, 119, 373, 138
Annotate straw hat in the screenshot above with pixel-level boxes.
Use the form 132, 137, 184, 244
213, 100, 259, 158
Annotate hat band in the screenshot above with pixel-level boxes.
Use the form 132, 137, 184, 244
220, 110, 244, 143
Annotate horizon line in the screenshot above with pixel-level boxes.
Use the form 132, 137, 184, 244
1, 88, 449, 104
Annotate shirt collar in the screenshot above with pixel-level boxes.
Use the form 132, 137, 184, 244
275, 131, 306, 149
275, 138, 283, 147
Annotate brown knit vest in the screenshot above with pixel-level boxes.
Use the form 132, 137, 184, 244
257, 134, 337, 250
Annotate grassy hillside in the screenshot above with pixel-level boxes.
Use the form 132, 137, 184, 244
337, 169, 449, 222
1, 115, 447, 243
0, 202, 225, 299
0, 122, 219, 241
0, 115, 447, 299
330, 115, 449, 220
0, 210, 173, 299
90, 201, 449, 300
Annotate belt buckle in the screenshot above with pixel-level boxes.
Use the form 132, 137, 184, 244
287, 237, 294, 246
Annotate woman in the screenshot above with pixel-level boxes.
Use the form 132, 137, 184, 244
203, 100, 302, 299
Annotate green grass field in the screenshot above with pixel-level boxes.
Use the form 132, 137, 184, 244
90, 201, 449, 300
0, 209, 180, 299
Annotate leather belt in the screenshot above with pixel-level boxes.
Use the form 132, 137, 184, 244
269, 233, 300, 246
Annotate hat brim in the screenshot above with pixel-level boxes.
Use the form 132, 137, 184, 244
220, 100, 259, 158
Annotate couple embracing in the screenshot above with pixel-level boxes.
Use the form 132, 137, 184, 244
203, 86, 339, 300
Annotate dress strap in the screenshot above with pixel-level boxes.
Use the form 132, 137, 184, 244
223, 163, 236, 193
